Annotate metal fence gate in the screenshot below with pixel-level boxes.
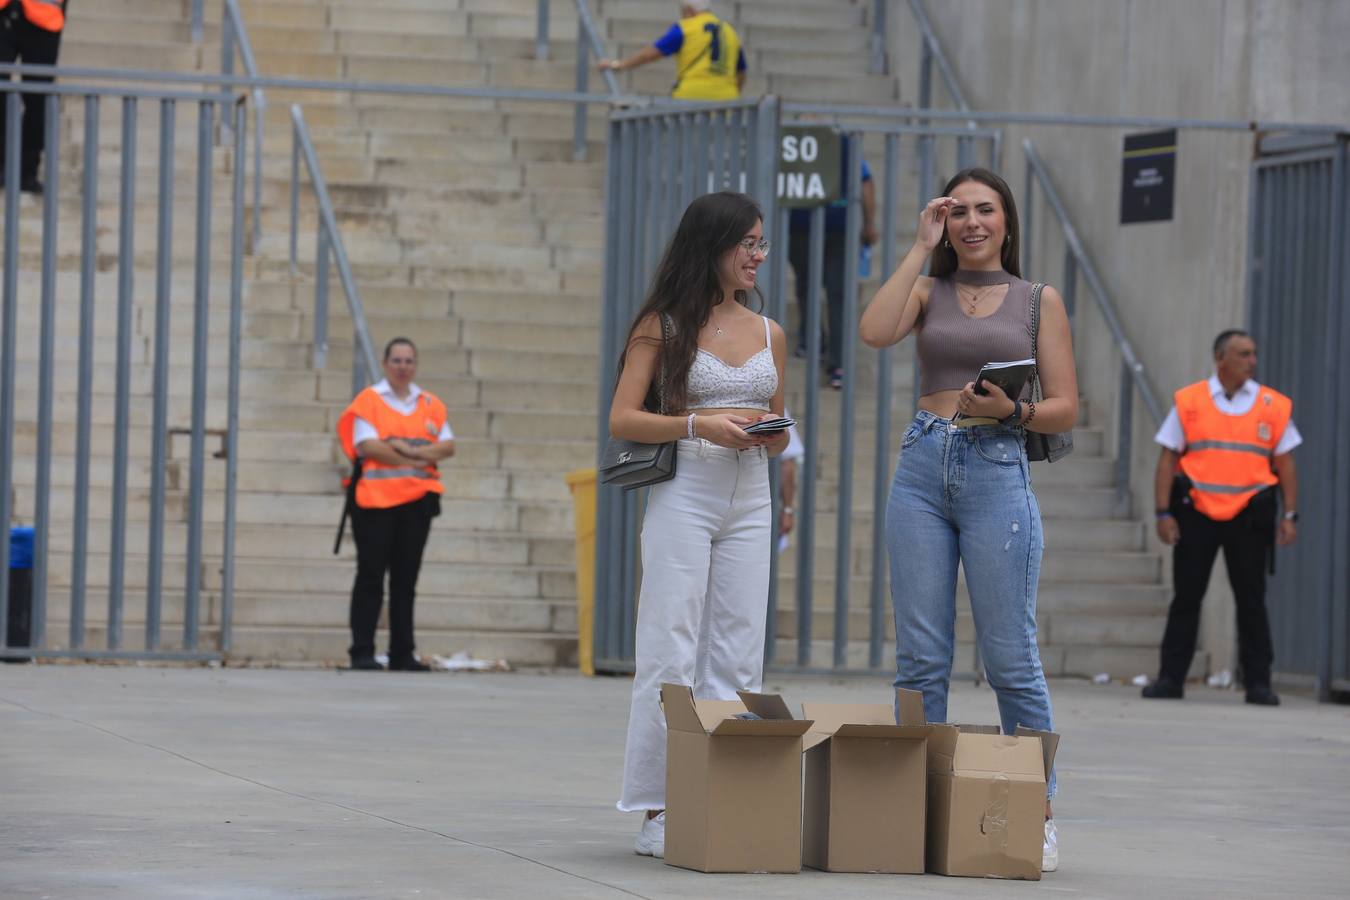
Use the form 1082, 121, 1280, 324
592, 97, 780, 673
0, 78, 247, 661
591, 98, 1001, 675
1247, 135, 1350, 699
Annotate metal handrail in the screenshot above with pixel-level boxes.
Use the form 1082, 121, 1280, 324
1023, 140, 1163, 423
288, 104, 380, 391
0, 61, 1341, 134
219, 0, 265, 253
536, 0, 653, 160
1023, 138, 1163, 514
907, 0, 972, 113
869, 0, 888, 75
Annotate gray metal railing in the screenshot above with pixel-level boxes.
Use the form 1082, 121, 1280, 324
1022, 139, 1163, 512
0, 76, 246, 661
870, 0, 888, 75
218, 0, 265, 253
288, 104, 380, 393
534, 1, 621, 160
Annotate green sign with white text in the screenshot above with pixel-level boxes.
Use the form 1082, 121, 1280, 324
777, 126, 841, 208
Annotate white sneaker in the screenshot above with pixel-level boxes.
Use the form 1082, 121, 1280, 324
634, 812, 665, 858
1042, 818, 1059, 872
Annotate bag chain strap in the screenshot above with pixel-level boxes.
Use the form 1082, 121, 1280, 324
657, 314, 670, 417
1029, 282, 1045, 402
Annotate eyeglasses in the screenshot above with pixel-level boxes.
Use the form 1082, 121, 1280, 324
738, 237, 772, 257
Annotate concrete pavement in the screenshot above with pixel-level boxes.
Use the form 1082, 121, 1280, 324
2, 665, 1349, 899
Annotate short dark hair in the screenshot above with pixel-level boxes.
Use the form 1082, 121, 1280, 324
1212, 329, 1251, 358
384, 337, 417, 361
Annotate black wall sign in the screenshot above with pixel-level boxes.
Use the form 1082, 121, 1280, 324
1120, 129, 1177, 224
777, 126, 841, 208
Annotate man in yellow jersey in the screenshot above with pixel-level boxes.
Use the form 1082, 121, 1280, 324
596, 1, 746, 100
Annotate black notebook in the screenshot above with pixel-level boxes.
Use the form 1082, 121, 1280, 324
972, 358, 1036, 400
743, 416, 796, 435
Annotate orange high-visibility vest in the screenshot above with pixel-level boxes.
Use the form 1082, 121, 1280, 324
10, 0, 65, 32
337, 387, 447, 510
1175, 380, 1291, 521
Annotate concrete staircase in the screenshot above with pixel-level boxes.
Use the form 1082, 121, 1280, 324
3, 0, 1184, 677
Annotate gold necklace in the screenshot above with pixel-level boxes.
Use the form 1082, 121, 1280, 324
957, 284, 998, 315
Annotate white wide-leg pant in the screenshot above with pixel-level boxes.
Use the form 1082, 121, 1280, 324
616, 438, 772, 812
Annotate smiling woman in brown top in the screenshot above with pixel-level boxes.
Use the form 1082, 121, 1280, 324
860, 167, 1077, 874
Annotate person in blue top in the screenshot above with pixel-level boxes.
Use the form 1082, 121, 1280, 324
788, 135, 878, 388
596, 1, 747, 100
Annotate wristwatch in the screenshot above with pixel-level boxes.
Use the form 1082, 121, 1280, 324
1283, 510, 1299, 523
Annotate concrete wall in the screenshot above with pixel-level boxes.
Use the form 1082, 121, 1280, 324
888, 0, 1350, 674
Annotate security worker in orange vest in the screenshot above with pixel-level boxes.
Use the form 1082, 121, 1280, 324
337, 337, 455, 671
0, 0, 64, 194
1143, 330, 1299, 705
595, 1, 746, 101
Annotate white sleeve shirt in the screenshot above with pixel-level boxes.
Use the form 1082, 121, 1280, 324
1153, 375, 1302, 456
351, 379, 454, 449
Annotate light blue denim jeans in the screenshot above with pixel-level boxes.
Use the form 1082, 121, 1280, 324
887, 410, 1056, 798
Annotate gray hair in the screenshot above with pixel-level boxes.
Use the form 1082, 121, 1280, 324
683, 0, 712, 11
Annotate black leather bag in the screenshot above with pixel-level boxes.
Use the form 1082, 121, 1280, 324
599, 315, 678, 491
1026, 282, 1074, 463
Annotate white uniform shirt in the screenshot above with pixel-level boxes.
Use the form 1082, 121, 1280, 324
1153, 375, 1301, 455
780, 421, 804, 464
351, 379, 454, 449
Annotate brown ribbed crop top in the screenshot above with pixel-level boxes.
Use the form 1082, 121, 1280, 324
915, 269, 1037, 398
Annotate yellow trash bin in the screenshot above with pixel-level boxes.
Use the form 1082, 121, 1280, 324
564, 468, 597, 676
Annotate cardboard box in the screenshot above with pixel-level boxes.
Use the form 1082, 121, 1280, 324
913, 705, 1060, 881
796, 690, 933, 874
660, 683, 813, 874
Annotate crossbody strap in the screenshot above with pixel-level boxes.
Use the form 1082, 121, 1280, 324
657, 313, 671, 415
1029, 282, 1045, 400
673, 27, 716, 90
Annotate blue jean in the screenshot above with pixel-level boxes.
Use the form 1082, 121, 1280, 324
886, 410, 1056, 797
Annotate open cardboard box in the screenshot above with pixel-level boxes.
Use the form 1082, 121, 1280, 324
899, 689, 1060, 881
738, 688, 931, 874
797, 690, 932, 874
660, 683, 813, 874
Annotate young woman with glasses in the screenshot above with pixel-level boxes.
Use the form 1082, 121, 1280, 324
609, 191, 789, 858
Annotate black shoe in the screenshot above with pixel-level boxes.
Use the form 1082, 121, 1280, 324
1245, 685, 1280, 706
1141, 678, 1184, 699
19, 175, 42, 195
388, 655, 431, 672
349, 656, 384, 671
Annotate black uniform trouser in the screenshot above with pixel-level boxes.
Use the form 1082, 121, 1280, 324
349, 493, 437, 661
1158, 489, 1276, 688
788, 228, 846, 372
0, 7, 62, 181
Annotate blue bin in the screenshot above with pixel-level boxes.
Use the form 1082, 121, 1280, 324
7, 526, 34, 653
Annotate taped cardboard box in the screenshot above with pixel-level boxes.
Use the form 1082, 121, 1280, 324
660, 683, 813, 874
916, 711, 1060, 881
797, 690, 932, 874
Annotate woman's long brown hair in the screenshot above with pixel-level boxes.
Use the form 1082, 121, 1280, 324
617, 191, 764, 414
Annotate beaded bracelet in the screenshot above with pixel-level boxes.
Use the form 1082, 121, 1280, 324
1024, 401, 1037, 427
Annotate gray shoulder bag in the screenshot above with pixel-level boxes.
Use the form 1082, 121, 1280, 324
598, 314, 678, 490
1026, 282, 1074, 462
